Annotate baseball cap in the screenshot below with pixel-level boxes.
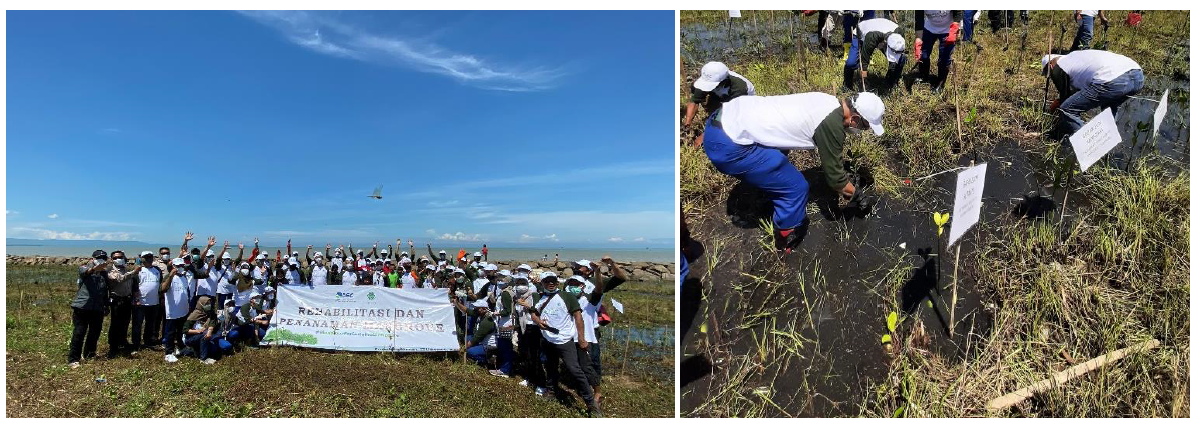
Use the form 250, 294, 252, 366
484, 264, 498, 271
256, 253, 267, 260
885, 33, 906, 63
171, 258, 186, 266
853, 92, 886, 136
313, 251, 324, 258
473, 251, 482, 257
221, 252, 232, 259
694, 61, 729, 92
453, 268, 465, 275
438, 250, 446, 254
425, 264, 436, 271
206, 249, 215, 257
140, 251, 153, 257
499, 269, 512, 277
539, 271, 558, 281
517, 263, 532, 272
92, 249, 108, 259
574, 260, 594, 270
567, 275, 585, 284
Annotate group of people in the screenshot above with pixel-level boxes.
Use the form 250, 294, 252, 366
686, 10, 1145, 253
67, 233, 626, 416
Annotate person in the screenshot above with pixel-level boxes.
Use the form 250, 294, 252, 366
398, 258, 417, 288
481, 244, 489, 262
231, 261, 260, 308
844, 17, 906, 93
213, 299, 241, 355
961, 10, 982, 50
457, 298, 513, 377
489, 270, 515, 377
702, 92, 886, 252
841, 10, 876, 48
305, 245, 330, 286
68, 250, 112, 368
570, 257, 628, 408
162, 257, 193, 363
512, 273, 547, 395
915, 10, 963, 91
1042, 50, 1144, 141
684, 62, 756, 130
216, 244, 245, 307
530, 271, 600, 416
194, 240, 226, 314
104, 250, 141, 358
1071, 10, 1109, 52
182, 303, 220, 364
449, 268, 470, 344
132, 251, 164, 352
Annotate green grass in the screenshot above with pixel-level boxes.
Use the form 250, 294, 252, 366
682, 10, 1190, 417
5, 264, 674, 417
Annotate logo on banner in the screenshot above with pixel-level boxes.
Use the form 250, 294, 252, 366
367, 292, 376, 300
336, 292, 354, 299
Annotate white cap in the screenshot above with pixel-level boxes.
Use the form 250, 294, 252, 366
514, 273, 530, 282
288, 258, 299, 266
256, 253, 267, 260
438, 250, 446, 254
140, 251, 153, 257
499, 269, 511, 277
1042, 54, 1062, 68
205, 250, 215, 257
171, 258, 186, 266
853, 92, 886, 136
453, 268, 465, 274
567, 275, 585, 284
313, 251, 324, 258
291, 251, 299, 256
425, 264, 436, 271
539, 271, 558, 280
381, 249, 389, 254
885, 33, 906, 63
574, 259, 594, 270
263, 287, 276, 293
471, 299, 488, 309
221, 252, 232, 259
484, 264, 498, 271
517, 263, 532, 271
694, 61, 729, 92
473, 251, 482, 257
401, 258, 412, 264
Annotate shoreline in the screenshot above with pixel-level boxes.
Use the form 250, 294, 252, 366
5, 254, 677, 282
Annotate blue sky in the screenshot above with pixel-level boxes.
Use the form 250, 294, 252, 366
5, 10, 674, 248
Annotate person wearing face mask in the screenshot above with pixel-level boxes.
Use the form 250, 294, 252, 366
154, 246, 173, 272
161, 257, 193, 363
489, 271, 515, 377
104, 250, 142, 358
304, 246, 331, 286
196, 241, 229, 315
284, 257, 306, 286
216, 244, 246, 307
570, 257, 629, 409
68, 250, 113, 368
231, 262, 260, 308
426, 244, 448, 264
341, 264, 359, 286
512, 273, 547, 395
420, 264, 437, 288
702, 92, 887, 253
398, 258, 418, 289
252, 253, 272, 294
371, 261, 388, 287
212, 299, 241, 355
529, 271, 600, 416
563, 275, 601, 397
182, 236, 216, 312
132, 251, 164, 352
454, 299, 498, 372
449, 268, 470, 344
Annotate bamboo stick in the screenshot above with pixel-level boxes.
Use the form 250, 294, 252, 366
986, 339, 1162, 411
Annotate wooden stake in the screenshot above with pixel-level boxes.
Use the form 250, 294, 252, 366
949, 243, 962, 337
986, 339, 1162, 411
620, 325, 633, 376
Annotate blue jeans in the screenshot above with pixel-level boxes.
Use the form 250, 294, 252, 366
845, 33, 862, 69
1055, 69, 1145, 140
1071, 15, 1095, 51
920, 30, 956, 76
703, 115, 809, 230
963, 11, 977, 42
184, 333, 219, 360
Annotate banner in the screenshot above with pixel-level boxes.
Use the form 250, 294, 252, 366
265, 285, 459, 352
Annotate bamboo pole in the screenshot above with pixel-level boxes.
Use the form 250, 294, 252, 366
949, 243, 962, 336
986, 339, 1162, 411
620, 325, 633, 376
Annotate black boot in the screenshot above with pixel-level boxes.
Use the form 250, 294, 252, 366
842, 66, 857, 91
932, 63, 950, 93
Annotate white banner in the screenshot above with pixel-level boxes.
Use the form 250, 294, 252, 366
265, 285, 459, 352
1068, 108, 1122, 172
948, 163, 987, 248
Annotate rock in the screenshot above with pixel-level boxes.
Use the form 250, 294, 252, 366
630, 269, 660, 282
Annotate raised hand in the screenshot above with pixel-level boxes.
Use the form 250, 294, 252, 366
223, 241, 230, 249
207, 236, 216, 246
254, 237, 259, 245
238, 243, 245, 250
307, 245, 314, 250
325, 244, 332, 250
184, 232, 195, 241
408, 239, 414, 247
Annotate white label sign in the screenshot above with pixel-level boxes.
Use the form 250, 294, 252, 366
948, 163, 987, 248
267, 286, 459, 352
1068, 108, 1123, 172
728, 10, 742, 18
1153, 89, 1170, 139
610, 297, 625, 314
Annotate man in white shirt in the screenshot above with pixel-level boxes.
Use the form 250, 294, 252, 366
1042, 50, 1144, 140
530, 272, 599, 416
703, 92, 887, 252
1071, 10, 1109, 52
131, 251, 163, 351
844, 18, 906, 93
161, 257, 192, 363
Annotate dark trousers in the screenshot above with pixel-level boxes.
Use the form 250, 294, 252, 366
542, 338, 595, 406
107, 297, 133, 355
577, 342, 600, 388
590, 339, 603, 384
131, 304, 162, 348
184, 333, 218, 360
163, 318, 184, 355
68, 307, 105, 363
519, 325, 545, 386
454, 310, 467, 345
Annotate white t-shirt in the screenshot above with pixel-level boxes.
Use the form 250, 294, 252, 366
330, 257, 344, 270
576, 282, 599, 344
720, 93, 842, 150
342, 271, 358, 285
311, 266, 328, 286
252, 266, 271, 293
372, 272, 387, 287
858, 18, 898, 37
399, 272, 416, 288
286, 268, 303, 285
1080, 10, 1099, 17
924, 10, 954, 34
216, 265, 236, 295
1057, 50, 1141, 90
234, 287, 257, 307
163, 272, 192, 319
537, 292, 579, 345
196, 264, 219, 298
136, 267, 162, 306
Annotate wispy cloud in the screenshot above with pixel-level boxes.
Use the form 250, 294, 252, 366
438, 231, 485, 242
239, 11, 568, 91
9, 227, 135, 241
607, 237, 623, 242
6, 210, 17, 217
47, 213, 59, 219
520, 233, 560, 242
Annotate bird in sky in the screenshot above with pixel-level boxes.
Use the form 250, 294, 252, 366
368, 185, 383, 199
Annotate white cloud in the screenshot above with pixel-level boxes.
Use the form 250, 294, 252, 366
425, 228, 437, 235
47, 213, 59, 219
519, 233, 560, 243
607, 237, 624, 242
8, 227, 134, 241
438, 232, 484, 242
239, 11, 567, 91
633, 237, 646, 242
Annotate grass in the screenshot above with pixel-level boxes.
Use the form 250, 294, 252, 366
681, 10, 1190, 417
5, 264, 674, 418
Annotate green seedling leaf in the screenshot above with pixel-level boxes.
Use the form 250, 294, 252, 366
886, 311, 898, 332
881, 334, 892, 344
894, 406, 906, 418
926, 299, 934, 309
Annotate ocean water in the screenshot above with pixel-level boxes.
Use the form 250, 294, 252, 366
5, 244, 675, 263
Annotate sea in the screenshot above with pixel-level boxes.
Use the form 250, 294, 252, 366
4, 244, 675, 263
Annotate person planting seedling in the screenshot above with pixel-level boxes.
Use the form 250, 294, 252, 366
684, 61, 756, 144
699, 91, 887, 253
1042, 50, 1144, 141
843, 17, 907, 93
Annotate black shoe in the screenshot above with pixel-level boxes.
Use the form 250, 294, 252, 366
842, 67, 857, 91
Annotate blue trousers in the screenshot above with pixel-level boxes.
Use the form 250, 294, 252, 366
1055, 69, 1144, 139
963, 11, 977, 42
920, 30, 956, 76
845, 33, 862, 69
1071, 15, 1095, 51
184, 333, 219, 360
842, 11, 876, 43
703, 115, 809, 230
467, 338, 514, 374
680, 252, 689, 287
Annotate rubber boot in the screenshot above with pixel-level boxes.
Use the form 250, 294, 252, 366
932, 63, 950, 93
917, 58, 930, 83
842, 66, 857, 91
